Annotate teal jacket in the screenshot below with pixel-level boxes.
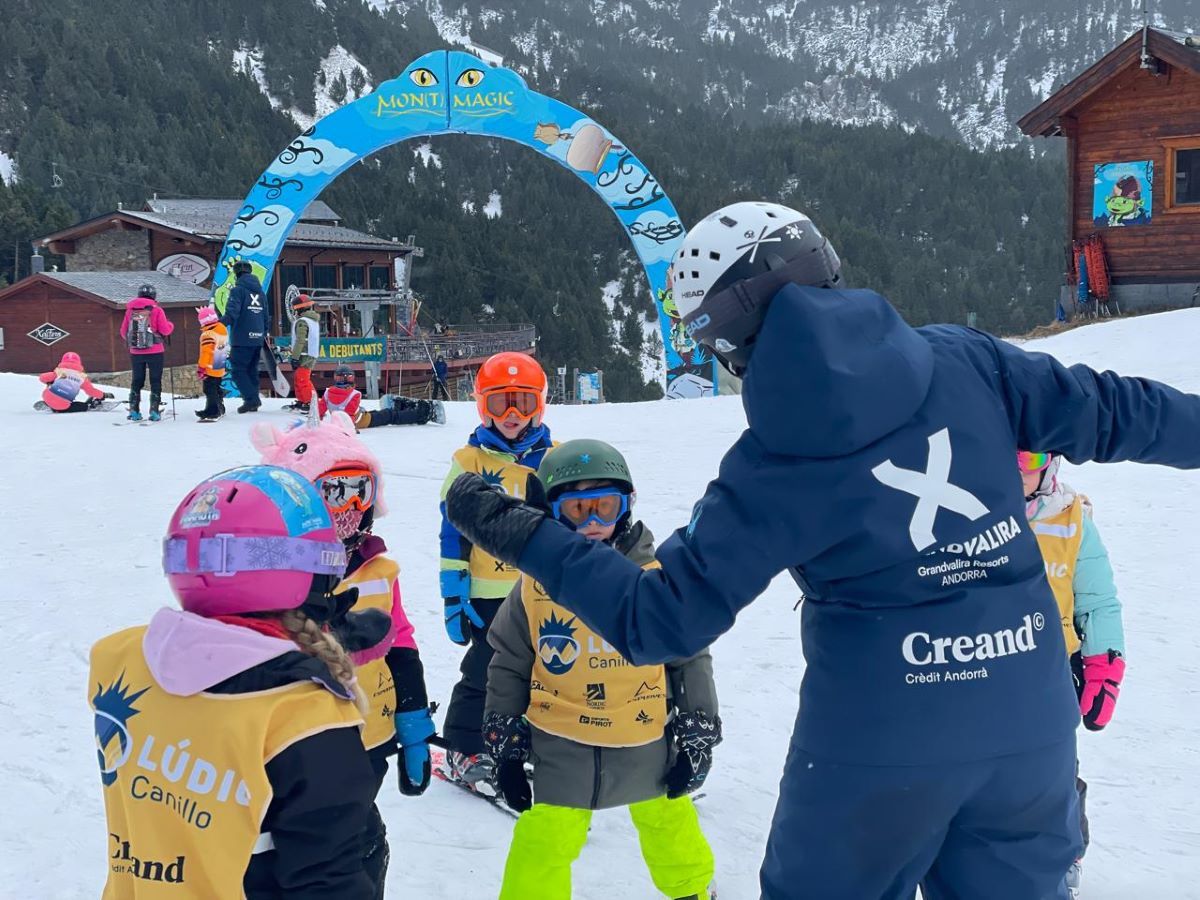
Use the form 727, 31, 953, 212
1073, 515, 1125, 657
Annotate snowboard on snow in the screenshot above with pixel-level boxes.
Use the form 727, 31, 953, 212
34, 399, 122, 413
429, 749, 521, 820
262, 343, 292, 398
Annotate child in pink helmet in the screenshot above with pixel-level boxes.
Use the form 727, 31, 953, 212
88, 465, 385, 898
37, 351, 112, 412
253, 411, 434, 897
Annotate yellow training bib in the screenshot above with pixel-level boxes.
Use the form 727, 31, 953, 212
91, 627, 362, 899
522, 576, 668, 748
1031, 499, 1085, 656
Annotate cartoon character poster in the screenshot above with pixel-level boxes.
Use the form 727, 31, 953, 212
1093, 161, 1153, 228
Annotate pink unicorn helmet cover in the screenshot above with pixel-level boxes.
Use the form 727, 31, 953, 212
251, 411, 387, 540
162, 465, 347, 617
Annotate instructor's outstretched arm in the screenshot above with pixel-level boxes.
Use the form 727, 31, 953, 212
985, 334, 1200, 467
512, 437, 812, 665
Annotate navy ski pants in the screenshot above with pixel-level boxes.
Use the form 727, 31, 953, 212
229, 344, 262, 408
760, 735, 1081, 900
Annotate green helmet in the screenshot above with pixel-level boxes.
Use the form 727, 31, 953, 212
537, 439, 634, 498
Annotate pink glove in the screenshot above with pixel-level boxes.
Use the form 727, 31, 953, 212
196, 368, 206, 381
1080, 651, 1125, 731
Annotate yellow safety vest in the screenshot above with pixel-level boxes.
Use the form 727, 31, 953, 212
90, 626, 363, 899
522, 570, 668, 748
1031, 499, 1086, 656
444, 444, 547, 598
336, 555, 400, 751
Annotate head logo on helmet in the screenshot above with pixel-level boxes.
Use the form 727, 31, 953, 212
671, 201, 842, 377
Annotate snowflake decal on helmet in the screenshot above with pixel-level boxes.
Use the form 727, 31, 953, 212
246, 538, 293, 570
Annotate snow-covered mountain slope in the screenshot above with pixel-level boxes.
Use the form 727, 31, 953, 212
3, 309, 1200, 897
369, 0, 1199, 148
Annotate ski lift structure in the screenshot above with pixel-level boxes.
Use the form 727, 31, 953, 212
280, 237, 537, 400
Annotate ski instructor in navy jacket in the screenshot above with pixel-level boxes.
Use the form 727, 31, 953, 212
220, 259, 272, 413
446, 203, 1200, 900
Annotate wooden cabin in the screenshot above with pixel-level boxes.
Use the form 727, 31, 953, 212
0, 271, 211, 375
1019, 27, 1200, 314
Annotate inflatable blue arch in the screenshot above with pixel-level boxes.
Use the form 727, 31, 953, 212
210, 49, 717, 398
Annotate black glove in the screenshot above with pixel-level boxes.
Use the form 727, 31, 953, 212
483, 712, 532, 813
302, 578, 359, 624
664, 711, 722, 799
445, 472, 550, 568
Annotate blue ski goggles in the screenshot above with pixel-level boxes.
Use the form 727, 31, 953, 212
550, 487, 631, 529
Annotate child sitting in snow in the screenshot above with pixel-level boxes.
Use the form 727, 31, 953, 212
1020, 450, 1126, 899
37, 351, 112, 412
319, 364, 445, 428
254, 410, 435, 898
484, 439, 719, 900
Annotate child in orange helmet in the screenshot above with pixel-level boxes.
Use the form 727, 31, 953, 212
437, 351, 555, 790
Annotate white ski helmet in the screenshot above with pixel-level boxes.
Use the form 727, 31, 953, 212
671, 201, 841, 375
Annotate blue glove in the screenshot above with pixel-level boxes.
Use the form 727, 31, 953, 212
394, 706, 436, 796
441, 569, 482, 645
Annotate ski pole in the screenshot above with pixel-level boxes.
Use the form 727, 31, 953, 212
169, 362, 177, 420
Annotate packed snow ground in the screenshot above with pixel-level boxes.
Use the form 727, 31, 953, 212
3, 310, 1200, 898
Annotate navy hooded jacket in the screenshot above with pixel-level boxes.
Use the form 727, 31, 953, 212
221, 273, 271, 347
516, 285, 1200, 765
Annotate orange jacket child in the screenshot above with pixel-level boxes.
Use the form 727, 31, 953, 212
195, 306, 229, 421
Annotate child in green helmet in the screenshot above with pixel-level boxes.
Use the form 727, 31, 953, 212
483, 438, 719, 900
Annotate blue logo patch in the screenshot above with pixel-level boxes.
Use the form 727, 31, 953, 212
479, 465, 506, 488
537, 610, 580, 675
93, 673, 148, 787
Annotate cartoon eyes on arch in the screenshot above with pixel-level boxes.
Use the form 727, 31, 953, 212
293, 442, 308, 454
410, 68, 439, 87
456, 68, 484, 88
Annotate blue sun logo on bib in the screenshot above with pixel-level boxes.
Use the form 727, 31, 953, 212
93, 673, 148, 787
537, 610, 580, 675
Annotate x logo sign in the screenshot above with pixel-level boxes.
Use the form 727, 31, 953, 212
871, 428, 988, 551
736, 225, 782, 263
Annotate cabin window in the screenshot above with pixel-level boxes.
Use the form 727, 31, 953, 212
341, 264, 365, 289
1173, 148, 1200, 205
369, 265, 391, 290
312, 265, 338, 290
278, 264, 307, 293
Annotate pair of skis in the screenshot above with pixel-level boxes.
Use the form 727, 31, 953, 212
32, 399, 123, 413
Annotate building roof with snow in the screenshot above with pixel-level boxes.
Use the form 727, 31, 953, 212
38, 271, 214, 306
37, 198, 401, 252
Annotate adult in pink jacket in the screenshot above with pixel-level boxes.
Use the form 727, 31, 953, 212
119, 283, 175, 421
37, 351, 111, 412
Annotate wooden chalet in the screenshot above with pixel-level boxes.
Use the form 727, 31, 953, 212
1019, 27, 1200, 313
1, 198, 538, 394
35, 198, 414, 327
0, 270, 211, 374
